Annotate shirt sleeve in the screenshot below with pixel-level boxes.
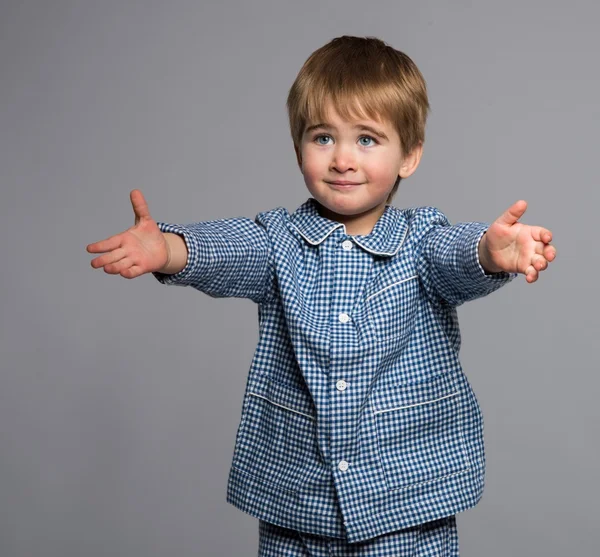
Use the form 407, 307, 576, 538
412, 207, 517, 307
151, 215, 275, 305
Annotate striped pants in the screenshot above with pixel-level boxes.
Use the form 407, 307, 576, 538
258, 515, 459, 556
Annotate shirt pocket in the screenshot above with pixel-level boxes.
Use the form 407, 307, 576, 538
232, 375, 322, 494
365, 275, 419, 342
371, 372, 471, 491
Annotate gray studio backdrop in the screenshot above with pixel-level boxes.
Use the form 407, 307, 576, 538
1, 1, 597, 556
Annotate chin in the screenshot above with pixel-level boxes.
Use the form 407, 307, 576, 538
319, 199, 363, 216
334, 198, 383, 215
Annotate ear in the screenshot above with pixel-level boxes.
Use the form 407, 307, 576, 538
398, 142, 423, 179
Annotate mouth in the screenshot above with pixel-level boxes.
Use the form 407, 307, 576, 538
325, 180, 363, 189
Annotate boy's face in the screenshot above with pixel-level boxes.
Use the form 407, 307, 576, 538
295, 100, 422, 235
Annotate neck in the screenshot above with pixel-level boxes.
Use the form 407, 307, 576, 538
315, 201, 387, 236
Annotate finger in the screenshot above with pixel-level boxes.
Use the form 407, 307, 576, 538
531, 253, 548, 272
531, 227, 552, 244
544, 244, 557, 261
131, 189, 152, 223
87, 234, 122, 254
121, 264, 144, 279
535, 242, 557, 260
496, 200, 527, 226
525, 265, 538, 283
91, 247, 127, 269
534, 241, 545, 256
104, 256, 133, 275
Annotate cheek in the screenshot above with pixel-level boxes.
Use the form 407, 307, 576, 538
366, 166, 397, 188
365, 155, 401, 184
300, 154, 324, 179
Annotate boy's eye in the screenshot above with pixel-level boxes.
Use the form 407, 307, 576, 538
358, 135, 377, 147
314, 134, 332, 145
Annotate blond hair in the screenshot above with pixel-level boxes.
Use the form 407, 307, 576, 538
286, 36, 429, 202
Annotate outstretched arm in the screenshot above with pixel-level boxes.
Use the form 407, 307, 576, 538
152, 215, 275, 305
413, 207, 516, 307
86, 189, 275, 304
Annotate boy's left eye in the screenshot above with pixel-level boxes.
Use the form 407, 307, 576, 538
358, 136, 377, 146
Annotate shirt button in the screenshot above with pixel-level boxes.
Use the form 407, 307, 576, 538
338, 460, 349, 472
341, 240, 354, 251
338, 313, 350, 323
336, 379, 347, 391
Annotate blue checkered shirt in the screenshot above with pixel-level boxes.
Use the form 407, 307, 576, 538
152, 197, 516, 543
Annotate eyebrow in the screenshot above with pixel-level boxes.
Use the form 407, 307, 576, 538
304, 123, 389, 141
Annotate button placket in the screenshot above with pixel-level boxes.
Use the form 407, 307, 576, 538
328, 234, 359, 482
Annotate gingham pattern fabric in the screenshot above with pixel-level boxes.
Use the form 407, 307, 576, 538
152, 198, 516, 544
258, 516, 459, 556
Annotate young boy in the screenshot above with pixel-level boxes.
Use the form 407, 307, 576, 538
87, 36, 556, 555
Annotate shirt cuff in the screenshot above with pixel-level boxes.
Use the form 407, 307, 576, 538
151, 221, 200, 285
463, 224, 518, 283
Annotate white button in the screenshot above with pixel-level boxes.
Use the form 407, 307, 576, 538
338, 460, 349, 472
336, 380, 347, 391
342, 240, 353, 251
338, 313, 350, 323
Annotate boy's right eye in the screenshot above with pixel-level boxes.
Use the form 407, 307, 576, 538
314, 134, 332, 145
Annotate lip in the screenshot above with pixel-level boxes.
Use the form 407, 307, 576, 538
325, 180, 363, 187
326, 180, 362, 185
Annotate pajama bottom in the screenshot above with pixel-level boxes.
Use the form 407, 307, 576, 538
258, 515, 459, 556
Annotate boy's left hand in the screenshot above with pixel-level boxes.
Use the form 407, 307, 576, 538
478, 200, 556, 283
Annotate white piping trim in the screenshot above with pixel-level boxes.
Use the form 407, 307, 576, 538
387, 467, 471, 492
248, 392, 315, 420
373, 390, 458, 415
289, 214, 410, 256
366, 274, 418, 302
289, 222, 345, 245
353, 223, 409, 256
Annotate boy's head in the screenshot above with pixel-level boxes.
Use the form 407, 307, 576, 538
286, 36, 430, 233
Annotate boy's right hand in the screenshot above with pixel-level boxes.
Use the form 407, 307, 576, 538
86, 189, 170, 279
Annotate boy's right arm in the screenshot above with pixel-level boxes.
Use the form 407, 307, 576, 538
87, 190, 275, 305
151, 216, 275, 305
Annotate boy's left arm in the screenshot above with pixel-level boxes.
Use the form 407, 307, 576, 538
414, 200, 556, 307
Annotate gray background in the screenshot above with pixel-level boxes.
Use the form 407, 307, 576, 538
0, 0, 596, 555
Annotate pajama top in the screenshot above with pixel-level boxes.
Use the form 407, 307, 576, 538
151, 197, 515, 543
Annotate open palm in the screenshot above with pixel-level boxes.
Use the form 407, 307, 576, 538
86, 190, 169, 279
481, 200, 556, 283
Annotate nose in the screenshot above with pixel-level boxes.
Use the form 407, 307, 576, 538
330, 143, 357, 173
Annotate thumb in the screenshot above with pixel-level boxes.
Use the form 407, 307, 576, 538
130, 189, 152, 225
496, 199, 527, 227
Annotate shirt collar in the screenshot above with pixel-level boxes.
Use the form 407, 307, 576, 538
288, 198, 409, 257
